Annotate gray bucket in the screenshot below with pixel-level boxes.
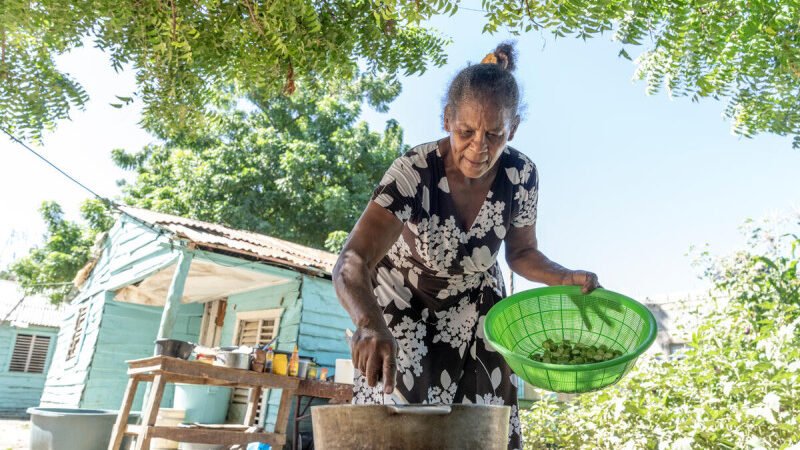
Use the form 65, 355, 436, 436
27, 407, 140, 450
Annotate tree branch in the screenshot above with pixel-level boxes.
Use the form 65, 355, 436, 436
522, 0, 543, 29
241, 0, 265, 36
1, 27, 5, 67
170, 0, 177, 41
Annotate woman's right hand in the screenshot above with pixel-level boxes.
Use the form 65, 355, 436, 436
350, 325, 398, 394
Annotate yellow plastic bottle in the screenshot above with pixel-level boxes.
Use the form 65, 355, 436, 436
288, 345, 300, 377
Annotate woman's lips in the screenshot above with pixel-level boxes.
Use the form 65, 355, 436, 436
465, 157, 487, 168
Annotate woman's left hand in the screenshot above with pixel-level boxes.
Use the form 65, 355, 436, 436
561, 270, 601, 294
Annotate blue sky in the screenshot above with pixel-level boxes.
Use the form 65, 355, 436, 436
2, 6, 799, 300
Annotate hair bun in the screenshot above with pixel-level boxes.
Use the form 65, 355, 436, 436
487, 42, 516, 72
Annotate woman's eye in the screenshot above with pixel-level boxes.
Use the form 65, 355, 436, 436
460, 131, 473, 138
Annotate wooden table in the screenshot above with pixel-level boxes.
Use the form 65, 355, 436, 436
108, 356, 353, 450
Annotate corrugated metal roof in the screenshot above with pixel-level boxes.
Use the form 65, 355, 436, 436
119, 206, 338, 276
0, 280, 66, 328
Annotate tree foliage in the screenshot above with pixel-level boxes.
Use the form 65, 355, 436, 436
113, 74, 407, 251
10, 200, 113, 303
4, 0, 798, 146
520, 216, 800, 449
0, 0, 449, 141
478, 0, 800, 148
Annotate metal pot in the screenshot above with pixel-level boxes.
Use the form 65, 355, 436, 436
215, 351, 250, 370
311, 404, 510, 450
154, 339, 195, 359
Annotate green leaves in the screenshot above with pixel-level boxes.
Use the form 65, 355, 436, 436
0, 0, 449, 141
116, 74, 407, 251
474, 0, 800, 148
520, 219, 800, 449
9, 199, 113, 303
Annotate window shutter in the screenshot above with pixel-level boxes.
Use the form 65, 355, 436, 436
236, 318, 277, 348
9, 334, 51, 373
29, 336, 51, 373
66, 306, 88, 361
230, 312, 280, 424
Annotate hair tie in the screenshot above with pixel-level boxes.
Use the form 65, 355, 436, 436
481, 52, 508, 70
481, 53, 498, 65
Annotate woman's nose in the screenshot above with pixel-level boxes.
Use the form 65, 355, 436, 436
473, 133, 488, 152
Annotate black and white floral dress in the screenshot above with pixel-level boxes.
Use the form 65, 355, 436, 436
352, 141, 538, 450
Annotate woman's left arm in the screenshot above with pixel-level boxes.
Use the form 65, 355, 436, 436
505, 224, 600, 294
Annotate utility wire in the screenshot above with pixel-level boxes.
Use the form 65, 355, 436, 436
1, 126, 113, 205
0, 125, 174, 245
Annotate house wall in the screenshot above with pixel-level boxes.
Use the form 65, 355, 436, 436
292, 275, 354, 438
0, 324, 58, 416
40, 292, 105, 408
81, 297, 203, 410
219, 278, 302, 429
41, 215, 178, 409
297, 275, 353, 370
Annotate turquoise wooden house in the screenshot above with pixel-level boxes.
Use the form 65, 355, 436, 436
0, 280, 65, 417
40, 206, 354, 430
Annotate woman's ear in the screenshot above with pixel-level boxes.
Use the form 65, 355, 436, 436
443, 105, 452, 132
508, 114, 521, 141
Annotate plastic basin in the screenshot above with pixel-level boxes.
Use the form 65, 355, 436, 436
27, 407, 140, 450
173, 384, 232, 424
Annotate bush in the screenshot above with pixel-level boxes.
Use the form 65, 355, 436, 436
520, 217, 800, 449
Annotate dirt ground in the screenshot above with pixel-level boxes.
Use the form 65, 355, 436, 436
0, 418, 29, 450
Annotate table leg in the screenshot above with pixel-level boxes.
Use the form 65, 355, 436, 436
244, 386, 262, 426
274, 389, 294, 438
108, 376, 140, 450
292, 395, 302, 450
135, 374, 166, 450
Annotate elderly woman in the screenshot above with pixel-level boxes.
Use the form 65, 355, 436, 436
333, 42, 599, 449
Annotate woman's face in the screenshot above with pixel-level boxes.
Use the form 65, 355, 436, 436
444, 98, 520, 179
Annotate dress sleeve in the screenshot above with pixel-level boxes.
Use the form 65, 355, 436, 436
371, 154, 421, 223
510, 159, 539, 228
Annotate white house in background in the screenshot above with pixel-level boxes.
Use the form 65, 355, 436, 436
0, 280, 66, 416
642, 290, 722, 358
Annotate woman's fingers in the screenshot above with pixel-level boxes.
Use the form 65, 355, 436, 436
351, 326, 397, 388
382, 352, 397, 394
578, 271, 600, 294
366, 354, 382, 387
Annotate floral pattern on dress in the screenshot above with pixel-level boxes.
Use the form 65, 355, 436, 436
433, 296, 478, 357
427, 369, 458, 404
391, 315, 428, 390
353, 141, 538, 450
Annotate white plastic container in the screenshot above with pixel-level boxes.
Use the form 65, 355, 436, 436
334, 359, 354, 385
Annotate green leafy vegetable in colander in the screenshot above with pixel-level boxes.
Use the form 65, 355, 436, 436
529, 339, 623, 365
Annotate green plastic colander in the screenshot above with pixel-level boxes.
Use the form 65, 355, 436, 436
484, 286, 657, 393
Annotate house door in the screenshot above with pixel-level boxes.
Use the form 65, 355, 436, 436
199, 299, 226, 347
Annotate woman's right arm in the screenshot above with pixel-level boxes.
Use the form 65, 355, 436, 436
333, 201, 404, 394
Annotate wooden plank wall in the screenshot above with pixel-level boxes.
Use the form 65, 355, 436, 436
40, 291, 105, 408
0, 324, 59, 416
40, 216, 179, 409
296, 275, 354, 369
81, 298, 203, 410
